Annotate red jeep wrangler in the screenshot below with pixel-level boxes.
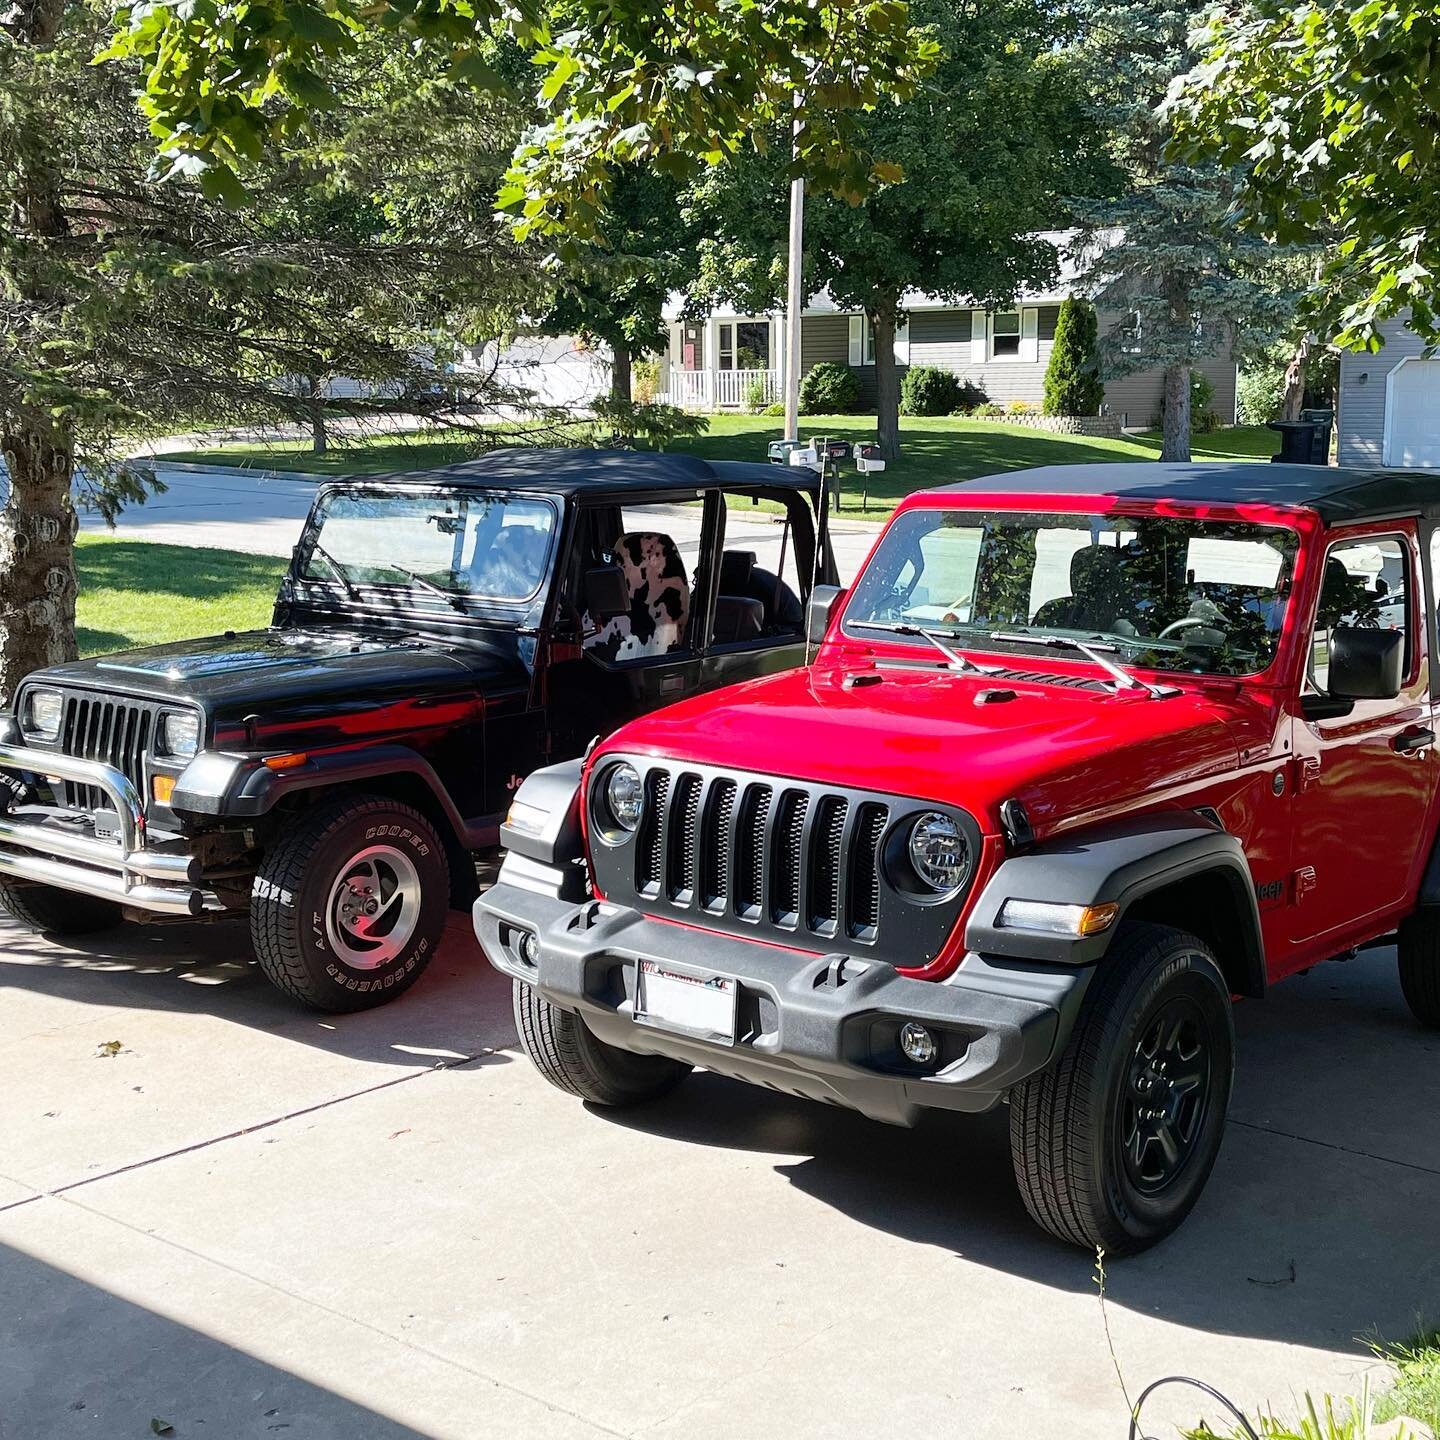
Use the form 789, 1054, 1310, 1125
475, 462, 1440, 1252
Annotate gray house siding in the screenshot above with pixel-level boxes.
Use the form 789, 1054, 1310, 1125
1102, 351, 1238, 430
1337, 313, 1428, 466
800, 315, 850, 370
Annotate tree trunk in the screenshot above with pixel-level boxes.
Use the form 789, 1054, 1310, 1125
0, 422, 79, 705
302, 376, 328, 455
610, 343, 633, 405
1160, 363, 1191, 462
872, 304, 901, 461
1281, 336, 1310, 421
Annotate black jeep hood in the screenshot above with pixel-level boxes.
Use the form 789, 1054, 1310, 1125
32, 628, 523, 712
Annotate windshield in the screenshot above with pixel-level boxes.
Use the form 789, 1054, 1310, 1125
302, 489, 556, 604
843, 508, 1301, 677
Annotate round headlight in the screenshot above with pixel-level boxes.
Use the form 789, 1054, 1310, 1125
604, 763, 644, 832
23, 688, 63, 740
157, 711, 201, 760
907, 811, 970, 893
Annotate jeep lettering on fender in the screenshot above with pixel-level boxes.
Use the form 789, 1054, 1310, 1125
476, 461, 1440, 1253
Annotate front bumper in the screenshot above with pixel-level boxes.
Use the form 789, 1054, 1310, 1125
0, 742, 212, 916
475, 860, 1092, 1126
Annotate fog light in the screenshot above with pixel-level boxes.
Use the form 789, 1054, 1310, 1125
899, 1021, 937, 1065
518, 930, 540, 966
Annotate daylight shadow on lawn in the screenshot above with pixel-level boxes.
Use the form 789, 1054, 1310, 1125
77, 538, 285, 603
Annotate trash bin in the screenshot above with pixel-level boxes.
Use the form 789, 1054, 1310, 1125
1266, 410, 1333, 465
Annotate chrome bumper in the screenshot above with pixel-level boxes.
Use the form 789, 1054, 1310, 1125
0, 742, 209, 916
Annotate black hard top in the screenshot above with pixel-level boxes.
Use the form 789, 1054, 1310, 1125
335, 447, 821, 496
947, 462, 1440, 523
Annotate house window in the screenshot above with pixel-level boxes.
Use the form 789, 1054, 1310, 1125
991, 311, 1021, 359
718, 322, 736, 371
1119, 310, 1144, 356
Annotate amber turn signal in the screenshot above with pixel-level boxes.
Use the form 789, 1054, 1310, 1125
151, 774, 176, 804
262, 752, 309, 771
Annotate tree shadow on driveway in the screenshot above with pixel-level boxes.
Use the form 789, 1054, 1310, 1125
0, 909, 513, 1070
597, 947, 1440, 1356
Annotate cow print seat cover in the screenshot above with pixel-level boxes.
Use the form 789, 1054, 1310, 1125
583, 531, 691, 663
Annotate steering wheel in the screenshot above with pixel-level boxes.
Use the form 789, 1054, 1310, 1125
1158, 615, 1221, 640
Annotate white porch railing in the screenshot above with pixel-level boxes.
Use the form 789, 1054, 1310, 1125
657, 367, 780, 412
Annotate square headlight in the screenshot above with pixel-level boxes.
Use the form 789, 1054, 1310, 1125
22, 688, 63, 740
156, 711, 201, 760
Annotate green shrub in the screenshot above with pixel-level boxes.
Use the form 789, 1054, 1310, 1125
900, 365, 964, 416
1191, 369, 1221, 433
743, 374, 768, 413
1238, 361, 1286, 425
798, 362, 861, 414
1043, 297, 1105, 416
762, 401, 786, 416
1008, 399, 1035, 415
973, 401, 1005, 418
948, 380, 989, 416
632, 356, 662, 405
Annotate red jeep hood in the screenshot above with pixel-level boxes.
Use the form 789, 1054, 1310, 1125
600, 662, 1246, 839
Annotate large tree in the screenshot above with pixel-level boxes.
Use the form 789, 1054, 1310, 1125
1170, 1, 1440, 352
687, 0, 1111, 458
105, 0, 939, 244
1065, 0, 1280, 460
0, 4, 536, 698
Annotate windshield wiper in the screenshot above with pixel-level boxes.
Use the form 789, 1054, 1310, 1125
383, 564, 466, 612
849, 620, 995, 674
987, 629, 1176, 698
308, 541, 359, 600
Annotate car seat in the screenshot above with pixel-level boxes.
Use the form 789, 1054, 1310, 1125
1032, 545, 1131, 632
583, 532, 691, 663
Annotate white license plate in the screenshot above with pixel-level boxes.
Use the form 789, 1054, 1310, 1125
634, 959, 737, 1045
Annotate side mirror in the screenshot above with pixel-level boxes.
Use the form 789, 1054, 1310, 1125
807, 584, 845, 646
583, 564, 628, 621
1329, 626, 1404, 700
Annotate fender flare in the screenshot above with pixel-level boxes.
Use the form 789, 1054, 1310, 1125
171, 744, 488, 848
964, 812, 1265, 995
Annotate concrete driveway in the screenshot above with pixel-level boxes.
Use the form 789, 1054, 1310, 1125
2, 910, 1434, 1440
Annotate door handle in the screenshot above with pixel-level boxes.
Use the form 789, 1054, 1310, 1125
1393, 727, 1434, 754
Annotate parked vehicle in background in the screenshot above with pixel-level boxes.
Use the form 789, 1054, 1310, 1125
0, 450, 834, 1011
478, 461, 1440, 1252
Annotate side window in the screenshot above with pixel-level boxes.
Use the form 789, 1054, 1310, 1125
1310, 535, 1409, 691
713, 493, 810, 644
582, 501, 696, 665
1430, 531, 1440, 632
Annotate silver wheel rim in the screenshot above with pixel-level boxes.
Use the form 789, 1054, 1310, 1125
324, 844, 423, 970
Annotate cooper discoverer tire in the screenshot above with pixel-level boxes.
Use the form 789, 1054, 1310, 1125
1009, 921, 1234, 1255
1398, 910, 1440, 1028
513, 979, 690, 1105
250, 795, 449, 1012
0, 880, 122, 936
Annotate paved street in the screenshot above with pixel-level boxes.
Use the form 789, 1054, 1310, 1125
2, 911, 1434, 1439
80, 463, 885, 581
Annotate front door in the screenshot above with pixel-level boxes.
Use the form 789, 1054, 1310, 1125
1289, 524, 1438, 947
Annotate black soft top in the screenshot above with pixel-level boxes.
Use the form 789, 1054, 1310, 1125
334, 447, 821, 497
946, 462, 1440, 523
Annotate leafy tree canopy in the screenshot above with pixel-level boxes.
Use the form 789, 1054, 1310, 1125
102, 0, 940, 243
1169, 1, 1440, 350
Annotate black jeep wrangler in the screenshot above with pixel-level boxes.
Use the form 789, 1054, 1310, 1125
0, 449, 833, 1011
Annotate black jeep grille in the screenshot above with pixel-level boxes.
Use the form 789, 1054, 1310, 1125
56, 693, 160, 811
622, 763, 890, 949
590, 757, 979, 969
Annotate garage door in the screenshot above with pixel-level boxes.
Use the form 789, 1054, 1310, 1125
1388, 359, 1440, 467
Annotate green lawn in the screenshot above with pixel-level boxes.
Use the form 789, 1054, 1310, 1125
76, 535, 284, 656
162, 415, 1280, 517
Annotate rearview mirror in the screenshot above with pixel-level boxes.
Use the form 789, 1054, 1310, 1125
1328, 626, 1404, 700
807, 584, 844, 646
583, 564, 628, 621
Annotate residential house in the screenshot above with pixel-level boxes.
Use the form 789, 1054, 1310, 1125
658, 239, 1239, 427
1337, 312, 1440, 469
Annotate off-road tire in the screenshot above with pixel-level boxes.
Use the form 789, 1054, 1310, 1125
1009, 922, 1234, 1255
251, 795, 449, 1012
513, 979, 690, 1106
0, 880, 122, 937
1398, 910, 1440, 1028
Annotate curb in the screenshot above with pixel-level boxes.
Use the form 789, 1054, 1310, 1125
144, 459, 329, 484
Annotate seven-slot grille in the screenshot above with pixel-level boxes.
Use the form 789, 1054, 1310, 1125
629, 764, 890, 947
53, 693, 161, 811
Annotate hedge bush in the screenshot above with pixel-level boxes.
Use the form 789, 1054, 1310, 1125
900, 365, 965, 416
1043, 298, 1105, 416
798, 362, 861, 414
